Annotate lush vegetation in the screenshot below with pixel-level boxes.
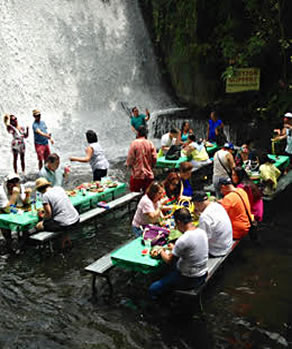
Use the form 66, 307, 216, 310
141, 0, 292, 122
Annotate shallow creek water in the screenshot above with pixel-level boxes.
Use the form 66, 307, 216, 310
0, 175, 291, 348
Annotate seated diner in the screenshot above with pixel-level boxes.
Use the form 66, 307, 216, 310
149, 208, 208, 299
28, 178, 79, 235
179, 162, 193, 197
192, 191, 233, 257
183, 135, 212, 170
131, 181, 164, 237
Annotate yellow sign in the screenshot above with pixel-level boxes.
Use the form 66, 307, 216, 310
226, 68, 260, 93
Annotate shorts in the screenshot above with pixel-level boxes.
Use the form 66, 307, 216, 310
130, 176, 153, 193
93, 168, 108, 181
35, 143, 50, 161
43, 218, 80, 232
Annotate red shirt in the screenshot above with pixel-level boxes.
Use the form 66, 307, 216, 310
126, 137, 157, 179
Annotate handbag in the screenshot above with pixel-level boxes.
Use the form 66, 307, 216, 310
233, 191, 258, 241
142, 225, 170, 247
165, 145, 181, 160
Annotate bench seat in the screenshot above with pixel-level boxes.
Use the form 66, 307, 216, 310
29, 192, 142, 244
174, 240, 240, 297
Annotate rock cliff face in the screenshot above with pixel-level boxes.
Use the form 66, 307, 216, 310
139, 0, 224, 107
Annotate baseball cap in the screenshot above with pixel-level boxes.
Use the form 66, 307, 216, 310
284, 112, 292, 118
5, 173, 20, 183
218, 177, 232, 186
192, 191, 208, 202
223, 142, 234, 150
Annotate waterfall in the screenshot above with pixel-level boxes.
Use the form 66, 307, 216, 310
0, 0, 173, 175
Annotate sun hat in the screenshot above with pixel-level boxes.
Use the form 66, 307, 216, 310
218, 177, 232, 186
284, 112, 292, 118
35, 177, 51, 189
192, 191, 208, 202
223, 142, 234, 150
5, 173, 20, 182
32, 109, 41, 117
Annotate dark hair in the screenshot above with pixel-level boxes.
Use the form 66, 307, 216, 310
233, 166, 262, 201
181, 121, 190, 135
47, 153, 60, 164
86, 130, 98, 143
179, 161, 193, 173
137, 125, 148, 138
163, 172, 181, 199
174, 207, 192, 224
170, 127, 179, 134
146, 181, 163, 201
132, 106, 138, 113
259, 153, 273, 165
188, 134, 196, 142
210, 111, 218, 120
37, 184, 51, 193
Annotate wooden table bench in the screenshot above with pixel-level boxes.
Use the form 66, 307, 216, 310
29, 192, 142, 251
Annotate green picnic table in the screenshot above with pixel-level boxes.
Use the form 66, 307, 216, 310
249, 154, 290, 183
0, 182, 126, 232
111, 237, 163, 274
156, 142, 219, 169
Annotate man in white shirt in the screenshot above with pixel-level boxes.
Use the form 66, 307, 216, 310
160, 127, 180, 155
193, 191, 233, 257
149, 208, 208, 299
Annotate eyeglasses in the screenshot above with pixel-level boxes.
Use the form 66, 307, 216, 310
34, 114, 41, 117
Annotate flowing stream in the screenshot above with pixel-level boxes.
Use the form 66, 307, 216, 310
0, 1, 291, 348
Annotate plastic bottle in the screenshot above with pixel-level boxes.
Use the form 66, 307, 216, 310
10, 204, 18, 214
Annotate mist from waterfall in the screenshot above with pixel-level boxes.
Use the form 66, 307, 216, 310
0, 0, 174, 175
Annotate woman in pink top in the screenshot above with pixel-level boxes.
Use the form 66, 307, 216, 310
132, 182, 164, 236
232, 167, 263, 222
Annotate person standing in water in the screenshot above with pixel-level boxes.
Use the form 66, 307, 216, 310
130, 106, 150, 135
4, 114, 29, 174
32, 109, 54, 170
70, 130, 109, 181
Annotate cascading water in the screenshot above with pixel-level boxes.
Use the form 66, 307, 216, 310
0, 0, 174, 175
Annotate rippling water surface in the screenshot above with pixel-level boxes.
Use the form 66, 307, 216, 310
0, 189, 291, 348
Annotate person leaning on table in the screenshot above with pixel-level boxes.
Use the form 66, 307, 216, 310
28, 178, 79, 235
131, 181, 164, 237
0, 173, 32, 247
149, 208, 208, 300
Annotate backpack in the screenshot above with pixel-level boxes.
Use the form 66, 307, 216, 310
165, 145, 181, 160
142, 225, 170, 247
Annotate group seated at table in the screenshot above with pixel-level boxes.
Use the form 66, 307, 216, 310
182, 135, 212, 170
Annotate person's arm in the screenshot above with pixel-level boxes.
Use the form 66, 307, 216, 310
226, 152, 235, 170
131, 125, 138, 135
206, 122, 210, 140
24, 126, 29, 138
70, 146, 93, 163
145, 206, 161, 223
145, 109, 150, 122
151, 143, 157, 167
215, 121, 224, 136
160, 248, 175, 264
22, 188, 32, 204
43, 203, 52, 219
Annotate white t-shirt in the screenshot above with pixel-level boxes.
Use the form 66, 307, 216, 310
161, 133, 176, 153
199, 202, 233, 256
42, 187, 79, 226
132, 194, 158, 227
173, 227, 208, 277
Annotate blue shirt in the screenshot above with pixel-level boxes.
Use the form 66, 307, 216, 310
38, 166, 64, 187
182, 179, 193, 197
33, 120, 49, 145
208, 119, 222, 141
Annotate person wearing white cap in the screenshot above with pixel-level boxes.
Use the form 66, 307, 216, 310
0, 173, 31, 213
212, 142, 235, 198
272, 112, 292, 170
